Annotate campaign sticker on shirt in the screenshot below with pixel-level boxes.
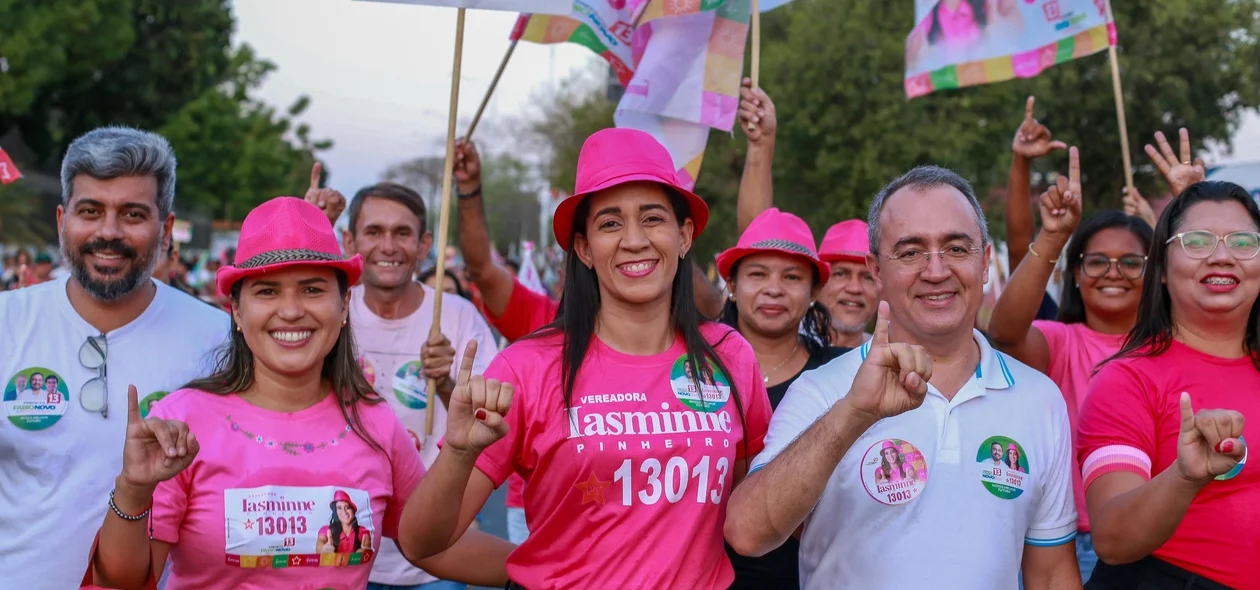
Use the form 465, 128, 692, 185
139, 391, 170, 419
357, 356, 376, 388
977, 436, 1031, 499
392, 361, 427, 410
224, 486, 376, 569
859, 438, 929, 505
1216, 435, 1248, 481
3, 367, 69, 430
668, 355, 731, 412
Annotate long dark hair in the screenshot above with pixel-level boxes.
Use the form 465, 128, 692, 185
532, 186, 749, 461
329, 502, 363, 552
185, 270, 385, 452
1104, 181, 1260, 371
718, 258, 833, 351
1056, 211, 1153, 325
928, 0, 987, 44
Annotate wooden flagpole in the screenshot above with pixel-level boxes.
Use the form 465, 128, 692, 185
466, 39, 518, 141
1107, 44, 1135, 197
427, 7, 466, 437
746, 0, 760, 132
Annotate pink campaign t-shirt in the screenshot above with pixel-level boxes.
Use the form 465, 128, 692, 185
1078, 341, 1260, 589
474, 323, 772, 590
1032, 319, 1125, 532
148, 388, 424, 590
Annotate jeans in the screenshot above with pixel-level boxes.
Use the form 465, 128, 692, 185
506, 507, 529, 544
1077, 533, 1098, 583
367, 580, 467, 590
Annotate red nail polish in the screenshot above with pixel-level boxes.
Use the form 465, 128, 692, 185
475, 409, 487, 421
1220, 440, 1234, 453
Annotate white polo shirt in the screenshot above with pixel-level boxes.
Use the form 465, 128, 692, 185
750, 330, 1076, 590
0, 276, 230, 590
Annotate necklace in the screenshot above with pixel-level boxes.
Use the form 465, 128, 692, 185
762, 342, 800, 385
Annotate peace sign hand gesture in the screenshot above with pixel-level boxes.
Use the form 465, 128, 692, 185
304, 162, 347, 226
118, 385, 199, 490
1175, 393, 1247, 485
845, 302, 933, 423
444, 341, 513, 454
1144, 128, 1206, 196
1012, 96, 1067, 160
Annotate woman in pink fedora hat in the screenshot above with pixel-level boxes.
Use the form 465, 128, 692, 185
715, 207, 849, 589
87, 197, 511, 590
406, 127, 773, 590
817, 219, 879, 348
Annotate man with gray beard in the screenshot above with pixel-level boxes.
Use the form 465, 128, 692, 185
0, 127, 229, 589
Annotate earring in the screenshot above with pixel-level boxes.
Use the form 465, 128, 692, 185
341, 319, 347, 327
235, 324, 242, 332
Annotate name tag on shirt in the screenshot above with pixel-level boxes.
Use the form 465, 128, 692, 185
224, 486, 376, 569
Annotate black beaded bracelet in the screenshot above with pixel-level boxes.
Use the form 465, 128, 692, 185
109, 488, 152, 521
457, 184, 483, 200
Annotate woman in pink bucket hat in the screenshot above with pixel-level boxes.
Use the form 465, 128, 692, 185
87, 197, 510, 590
406, 128, 773, 590
817, 219, 879, 348
713, 207, 850, 589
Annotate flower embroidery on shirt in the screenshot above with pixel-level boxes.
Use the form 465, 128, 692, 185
225, 415, 352, 456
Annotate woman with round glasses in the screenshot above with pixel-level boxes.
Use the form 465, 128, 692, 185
988, 149, 1152, 580
1078, 181, 1257, 589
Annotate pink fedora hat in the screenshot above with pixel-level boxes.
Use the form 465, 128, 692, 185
818, 219, 870, 263
552, 128, 709, 250
216, 197, 363, 297
716, 208, 829, 283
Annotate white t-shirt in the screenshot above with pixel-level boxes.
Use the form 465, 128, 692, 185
0, 276, 230, 590
350, 283, 499, 586
751, 330, 1076, 590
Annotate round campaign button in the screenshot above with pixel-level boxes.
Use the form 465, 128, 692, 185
977, 436, 1032, 500
139, 391, 170, 419
393, 360, 428, 410
859, 438, 929, 506
668, 355, 731, 412
4, 367, 70, 430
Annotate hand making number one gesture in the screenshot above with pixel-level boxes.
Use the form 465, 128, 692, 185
118, 385, 199, 490
846, 302, 933, 423
1011, 96, 1067, 160
1175, 392, 1247, 486
1038, 146, 1083, 238
304, 161, 347, 226
444, 341, 513, 454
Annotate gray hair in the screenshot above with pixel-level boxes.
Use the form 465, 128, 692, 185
60, 126, 178, 219
867, 165, 991, 255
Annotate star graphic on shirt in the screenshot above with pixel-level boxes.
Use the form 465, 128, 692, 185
244, 519, 254, 531
574, 471, 611, 504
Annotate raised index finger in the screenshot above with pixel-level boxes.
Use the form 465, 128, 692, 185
127, 384, 142, 426
1068, 146, 1081, 197
871, 301, 891, 347
1024, 96, 1035, 122
309, 162, 323, 190
455, 340, 479, 388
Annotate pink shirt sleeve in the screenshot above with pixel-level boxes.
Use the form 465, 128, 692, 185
149, 401, 190, 544
1077, 360, 1158, 489
383, 412, 425, 540
474, 354, 525, 487
1032, 319, 1068, 358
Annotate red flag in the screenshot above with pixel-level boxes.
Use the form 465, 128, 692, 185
0, 145, 21, 185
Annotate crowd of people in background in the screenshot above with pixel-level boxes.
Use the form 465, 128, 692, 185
1, 77, 1255, 590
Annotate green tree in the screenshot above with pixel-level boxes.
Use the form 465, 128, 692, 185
0, 184, 54, 245
481, 153, 543, 247
158, 45, 332, 222
1, 0, 233, 170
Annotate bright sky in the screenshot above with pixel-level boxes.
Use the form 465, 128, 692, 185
231, 0, 603, 197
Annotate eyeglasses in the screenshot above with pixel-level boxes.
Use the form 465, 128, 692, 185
1166, 230, 1260, 260
79, 335, 108, 418
1079, 253, 1147, 279
885, 246, 983, 272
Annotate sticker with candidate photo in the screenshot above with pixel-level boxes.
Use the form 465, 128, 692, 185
977, 436, 1031, 500
859, 438, 929, 505
139, 391, 170, 419
4, 368, 69, 430
393, 361, 427, 410
357, 356, 376, 388
668, 355, 731, 412
1216, 435, 1247, 481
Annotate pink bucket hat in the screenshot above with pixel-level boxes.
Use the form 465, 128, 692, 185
551, 128, 709, 250
330, 489, 358, 513
881, 440, 896, 450
216, 197, 363, 297
716, 208, 829, 284
1007, 443, 1018, 452
818, 219, 870, 263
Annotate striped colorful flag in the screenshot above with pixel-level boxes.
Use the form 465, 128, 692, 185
0, 145, 22, 185
614, 0, 750, 189
356, 0, 572, 14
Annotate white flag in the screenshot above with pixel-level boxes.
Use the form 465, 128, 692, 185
353, 0, 572, 15
518, 241, 547, 295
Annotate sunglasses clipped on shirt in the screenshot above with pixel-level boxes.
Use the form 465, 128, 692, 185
79, 335, 108, 418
